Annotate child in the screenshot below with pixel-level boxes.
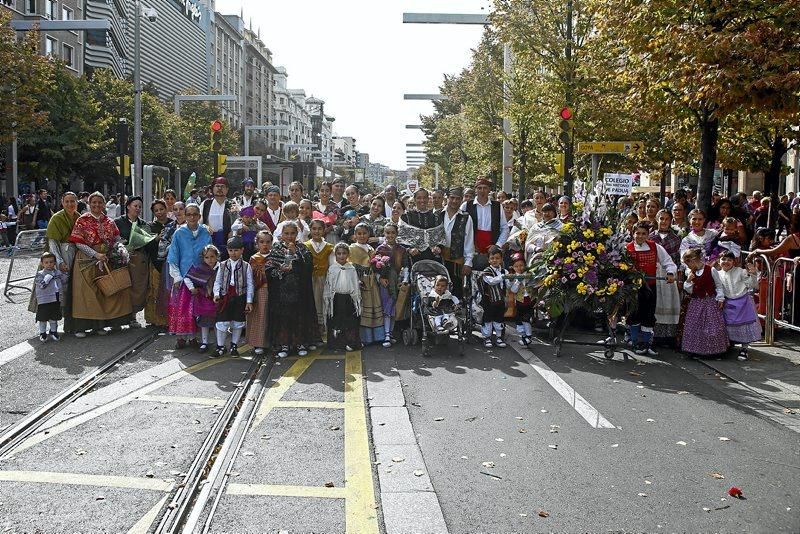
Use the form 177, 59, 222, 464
266, 222, 317, 358
246, 231, 272, 355
626, 222, 677, 355
0, 213, 9, 248
33, 252, 68, 342
339, 209, 360, 244
375, 223, 411, 346
305, 219, 334, 344
323, 243, 362, 351
213, 237, 254, 358
718, 251, 761, 360
231, 205, 267, 261
349, 223, 385, 345
426, 275, 459, 333
183, 244, 220, 352
480, 246, 508, 348
681, 248, 729, 357
274, 201, 310, 243
508, 253, 535, 346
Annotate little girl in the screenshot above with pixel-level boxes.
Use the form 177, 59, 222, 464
33, 252, 68, 342
305, 219, 334, 344
508, 253, 535, 346
349, 223, 385, 345
183, 244, 219, 352
274, 201, 310, 243
426, 275, 459, 332
718, 251, 761, 360
323, 242, 362, 351
681, 248, 729, 357
480, 245, 509, 348
246, 231, 272, 355
376, 223, 410, 347
213, 237, 254, 358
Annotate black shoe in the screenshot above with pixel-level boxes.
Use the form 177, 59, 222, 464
737, 348, 749, 361
39, 333, 48, 343
211, 346, 225, 358
198, 343, 209, 353
229, 343, 239, 357
48, 332, 60, 342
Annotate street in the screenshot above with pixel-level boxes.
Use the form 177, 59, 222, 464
1, 252, 798, 533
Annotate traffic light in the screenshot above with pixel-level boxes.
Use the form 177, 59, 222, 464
210, 120, 223, 152
554, 153, 564, 176
558, 107, 574, 146
116, 155, 131, 177
217, 154, 227, 175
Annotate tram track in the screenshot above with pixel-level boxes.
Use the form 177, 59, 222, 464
153, 352, 271, 534
0, 331, 159, 459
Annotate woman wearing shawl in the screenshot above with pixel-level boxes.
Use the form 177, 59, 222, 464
115, 196, 156, 326
68, 192, 133, 337
154, 202, 186, 325
166, 203, 213, 347
144, 199, 171, 327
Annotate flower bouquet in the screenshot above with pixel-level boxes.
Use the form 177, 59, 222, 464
369, 254, 392, 278
107, 241, 130, 270
94, 241, 132, 297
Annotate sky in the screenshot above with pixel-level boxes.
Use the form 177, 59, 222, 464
214, 0, 489, 170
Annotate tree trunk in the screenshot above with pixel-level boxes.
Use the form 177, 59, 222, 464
763, 134, 786, 196
697, 115, 719, 214
518, 149, 527, 199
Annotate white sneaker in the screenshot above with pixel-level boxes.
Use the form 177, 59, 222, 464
495, 340, 508, 348
382, 336, 392, 348
345, 345, 355, 352
254, 347, 264, 355
277, 351, 288, 359
298, 347, 308, 357
484, 339, 493, 348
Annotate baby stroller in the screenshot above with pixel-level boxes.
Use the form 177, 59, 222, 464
402, 260, 466, 357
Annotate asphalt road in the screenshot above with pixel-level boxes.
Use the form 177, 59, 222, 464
0, 303, 798, 533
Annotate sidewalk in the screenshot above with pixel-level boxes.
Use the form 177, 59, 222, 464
696, 335, 800, 410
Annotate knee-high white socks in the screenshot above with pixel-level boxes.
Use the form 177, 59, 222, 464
201, 326, 210, 344
482, 322, 504, 338
38, 320, 58, 334
215, 321, 245, 347
384, 317, 393, 338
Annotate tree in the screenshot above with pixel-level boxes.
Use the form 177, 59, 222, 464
176, 97, 240, 185
0, 10, 54, 145
595, 0, 800, 211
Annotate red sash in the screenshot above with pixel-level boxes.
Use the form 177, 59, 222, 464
475, 230, 493, 254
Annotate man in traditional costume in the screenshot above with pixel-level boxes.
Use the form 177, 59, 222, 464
261, 185, 284, 233
200, 177, 234, 259
461, 177, 508, 270
235, 178, 259, 211
440, 187, 474, 299
399, 188, 446, 263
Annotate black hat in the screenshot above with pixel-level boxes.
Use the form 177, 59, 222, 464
226, 236, 244, 249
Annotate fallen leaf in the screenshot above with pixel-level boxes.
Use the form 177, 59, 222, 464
465, 416, 478, 422
540, 409, 548, 413
391, 457, 405, 463
434, 417, 444, 422
702, 507, 711, 512
145, 470, 154, 478
499, 453, 507, 458
411, 402, 421, 407
461, 456, 468, 459
95, 495, 105, 501
646, 418, 655, 423
719, 437, 731, 442
413, 470, 425, 477
645, 480, 652, 485
519, 513, 528, 517
481, 461, 496, 468
611, 443, 619, 448
515, 416, 524, 420
495, 438, 504, 442
676, 441, 687, 446
243, 451, 254, 457
329, 426, 341, 431
548, 444, 558, 450
324, 482, 335, 488
75, 449, 86, 456
537, 510, 550, 518
518, 429, 528, 433
638, 492, 648, 497
710, 472, 725, 479
677, 391, 689, 395
193, 419, 201, 424
170, 470, 181, 476
637, 385, 645, 389
727, 486, 743, 498
628, 371, 642, 377
451, 404, 459, 408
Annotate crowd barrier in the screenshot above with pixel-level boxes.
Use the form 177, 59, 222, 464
745, 251, 800, 346
773, 257, 800, 336
3, 229, 47, 299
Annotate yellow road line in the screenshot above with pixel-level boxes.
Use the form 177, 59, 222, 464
127, 495, 170, 534
287, 354, 344, 360
137, 395, 225, 406
227, 482, 346, 499
0, 470, 173, 491
273, 400, 344, 410
344, 351, 380, 534
249, 356, 316, 430
9, 357, 231, 456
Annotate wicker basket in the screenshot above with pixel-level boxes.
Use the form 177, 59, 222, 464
95, 265, 132, 297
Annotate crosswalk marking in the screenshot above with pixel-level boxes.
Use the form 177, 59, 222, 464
0, 470, 173, 491
227, 482, 346, 499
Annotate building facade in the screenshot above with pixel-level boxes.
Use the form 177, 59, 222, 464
2, 0, 85, 76
333, 136, 357, 165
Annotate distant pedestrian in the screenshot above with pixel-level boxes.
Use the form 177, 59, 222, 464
35, 189, 52, 229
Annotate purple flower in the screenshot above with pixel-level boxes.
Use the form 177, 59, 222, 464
569, 273, 577, 280
561, 277, 568, 283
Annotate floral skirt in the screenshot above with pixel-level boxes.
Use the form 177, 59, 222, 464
168, 284, 196, 337
681, 297, 729, 355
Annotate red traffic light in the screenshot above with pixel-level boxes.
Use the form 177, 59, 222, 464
559, 107, 573, 120
210, 120, 223, 132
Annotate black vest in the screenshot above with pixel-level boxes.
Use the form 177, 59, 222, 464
202, 198, 232, 238
446, 211, 470, 261
466, 200, 501, 244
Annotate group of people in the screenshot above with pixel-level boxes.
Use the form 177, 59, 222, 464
26, 175, 800, 362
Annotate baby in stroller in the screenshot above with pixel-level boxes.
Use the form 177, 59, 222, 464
426, 275, 460, 333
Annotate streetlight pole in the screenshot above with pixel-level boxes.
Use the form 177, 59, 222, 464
133, 0, 142, 196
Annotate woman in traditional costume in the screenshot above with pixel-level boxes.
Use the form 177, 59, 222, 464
68, 192, 133, 337
349, 223, 385, 344
166, 203, 213, 348
266, 222, 317, 358
360, 197, 388, 247
115, 196, 156, 327
41, 192, 80, 334
144, 199, 171, 327
246, 231, 272, 355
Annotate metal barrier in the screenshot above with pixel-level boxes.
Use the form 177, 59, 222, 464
773, 257, 800, 335
3, 229, 47, 299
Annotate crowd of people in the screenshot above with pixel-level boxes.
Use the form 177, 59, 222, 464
19, 176, 800, 362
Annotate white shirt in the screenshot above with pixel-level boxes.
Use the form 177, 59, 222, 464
202, 198, 227, 233
266, 206, 282, 227
105, 202, 120, 219
632, 241, 677, 275
213, 258, 255, 304
275, 218, 309, 242
442, 210, 475, 267
717, 267, 757, 300
461, 199, 509, 246
383, 201, 396, 218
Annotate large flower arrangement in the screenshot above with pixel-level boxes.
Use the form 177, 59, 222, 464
528, 208, 644, 319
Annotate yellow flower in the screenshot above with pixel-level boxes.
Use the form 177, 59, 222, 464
577, 268, 587, 277
552, 241, 561, 250
596, 243, 605, 254
562, 223, 574, 233
582, 229, 595, 239
619, 263, 629, 271
607, 284, 618, 295
576, 282, 587, 295
596, 288, 606, 296
564, 257, 573, 264
601, 227, 613, 236
584, 253, 595, 265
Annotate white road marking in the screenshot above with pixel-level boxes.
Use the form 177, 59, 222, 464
0, 340, 34, 367
518, 348, 616, 429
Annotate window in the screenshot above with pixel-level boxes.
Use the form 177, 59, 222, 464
26, 0, 35, 14
45, 0, 56, 19
45, 36, 57, 57
62, 43, 73, 67
62, 6, 73, 20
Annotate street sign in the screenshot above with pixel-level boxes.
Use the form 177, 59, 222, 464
226, 159, 260, 170
577, 141, 645, 155
604, 173, 633, 195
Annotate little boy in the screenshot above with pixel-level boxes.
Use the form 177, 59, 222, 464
213, 236, 254, 357
480, 246, 509, 348
274, 201, 310, 243
33, 252, 68, 342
